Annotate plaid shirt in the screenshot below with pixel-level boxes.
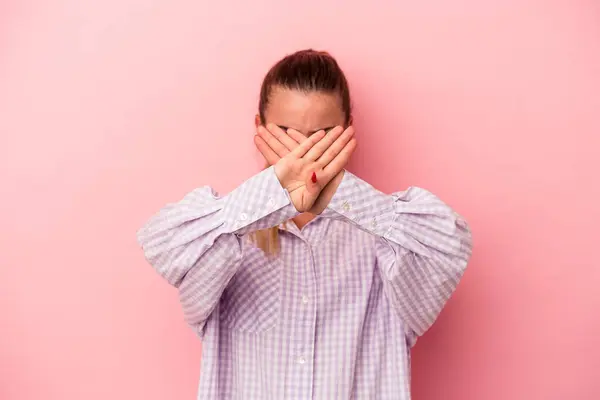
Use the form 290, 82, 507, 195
137, 166, 472, 399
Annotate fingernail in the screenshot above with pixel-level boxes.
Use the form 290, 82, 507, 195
311, 172, 317, 183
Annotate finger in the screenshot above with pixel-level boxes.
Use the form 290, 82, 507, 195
257, 125, 289, 158
254, 135, 280, 166
290, 130, 327, 158
316, 126, 355, 167
322, 138, 357, 179
266, 123, 300, 151
286, 128, 308, 145
303, 126, 345, 161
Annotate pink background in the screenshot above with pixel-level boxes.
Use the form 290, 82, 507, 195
2, 1, 599, 399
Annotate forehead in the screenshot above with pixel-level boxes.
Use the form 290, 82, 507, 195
264, 88, 345, 133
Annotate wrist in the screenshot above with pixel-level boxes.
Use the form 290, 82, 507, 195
310, 169, 345, 215
330, 169, 345, 191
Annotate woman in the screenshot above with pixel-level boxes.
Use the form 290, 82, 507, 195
137, 49, 472, 399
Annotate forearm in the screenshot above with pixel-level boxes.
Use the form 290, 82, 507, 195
320, 170, 470, 257
137, 166, 297, 282
318, 170, 473, 335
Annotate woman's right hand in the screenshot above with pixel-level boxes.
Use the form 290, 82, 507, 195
254, 125, 356, 212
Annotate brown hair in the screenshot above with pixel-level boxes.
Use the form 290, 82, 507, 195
252, 49, 352, 254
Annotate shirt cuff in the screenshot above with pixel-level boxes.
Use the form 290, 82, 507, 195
222, 166, 300, 234
322, 170, 396, 237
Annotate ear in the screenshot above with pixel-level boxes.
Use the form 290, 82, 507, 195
255, 114, 262, 128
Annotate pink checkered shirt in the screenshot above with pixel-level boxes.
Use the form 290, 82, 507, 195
137, 166, 472, 399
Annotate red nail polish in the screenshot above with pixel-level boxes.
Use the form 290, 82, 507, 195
311, 172, 317, 183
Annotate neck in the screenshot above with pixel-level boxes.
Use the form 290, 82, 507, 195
292, 213, 315, 230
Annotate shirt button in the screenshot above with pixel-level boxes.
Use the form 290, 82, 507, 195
297, 355, 306, 365
239, 212, 248, 221
371, 218, 378, 228
267, 197, 274, 207
342, 201, 351, 212
302, 295, 309, 304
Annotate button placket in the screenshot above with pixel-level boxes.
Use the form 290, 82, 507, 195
291, 240, 316, 377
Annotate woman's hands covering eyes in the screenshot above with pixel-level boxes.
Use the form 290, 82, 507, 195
254, 124, 356, 213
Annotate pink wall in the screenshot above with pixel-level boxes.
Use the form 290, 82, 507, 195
2, 1, 599, 399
